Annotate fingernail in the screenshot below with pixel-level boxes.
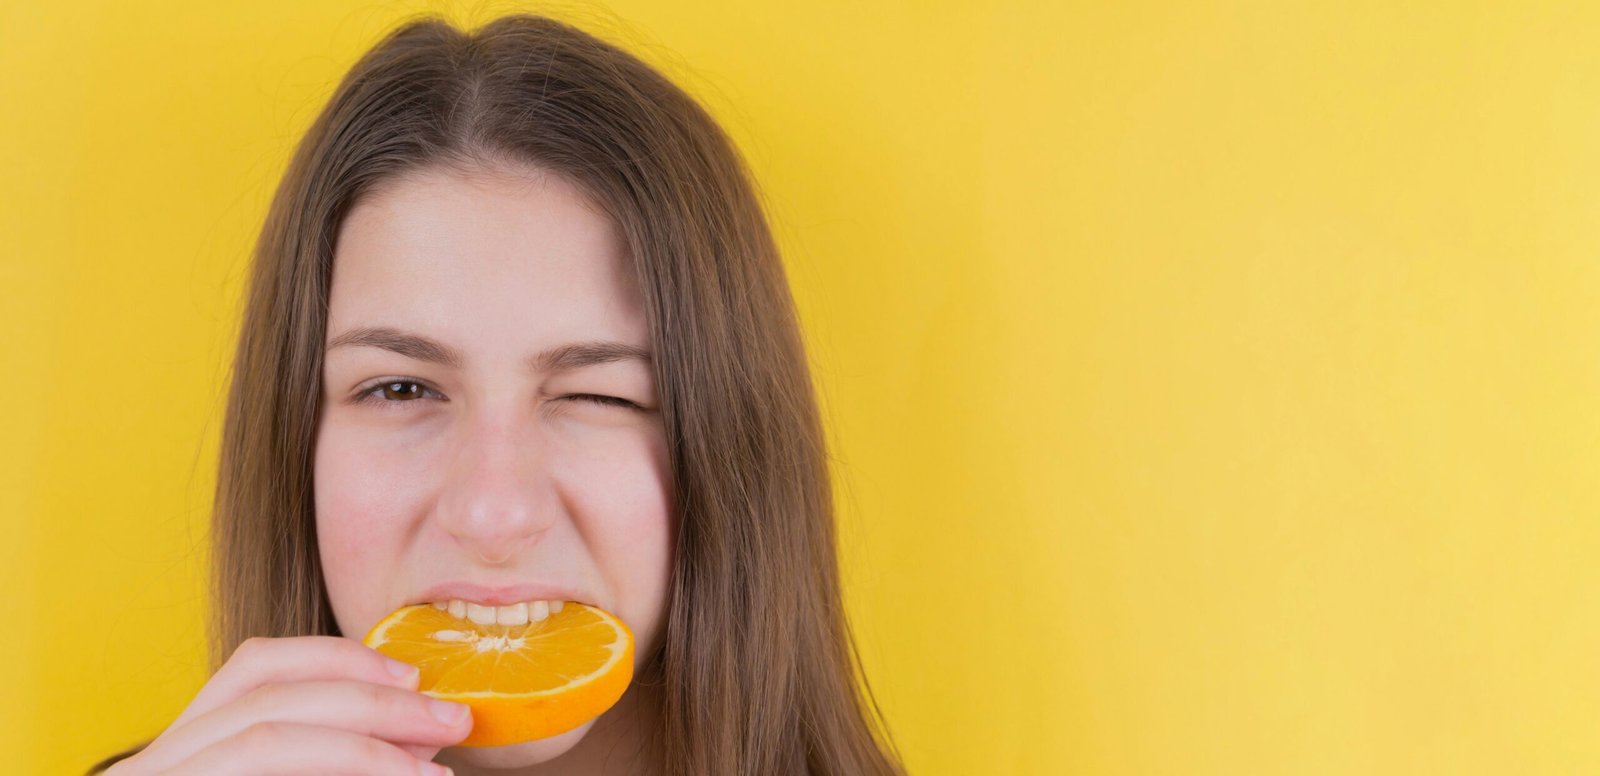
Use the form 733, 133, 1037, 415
429, 698, 470, 725
416, 761, 452, 776
386, 658, 420, 684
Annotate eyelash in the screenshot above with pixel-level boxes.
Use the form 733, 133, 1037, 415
351, 379, 641, 411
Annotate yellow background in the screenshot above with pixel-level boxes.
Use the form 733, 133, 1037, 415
5, 1, 1599, 773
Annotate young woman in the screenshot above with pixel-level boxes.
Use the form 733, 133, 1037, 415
92, 13, 903, 776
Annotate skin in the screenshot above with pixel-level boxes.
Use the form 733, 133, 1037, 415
314, 163, 675, 773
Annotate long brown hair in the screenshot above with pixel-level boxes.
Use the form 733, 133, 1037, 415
90, 11, 902, 776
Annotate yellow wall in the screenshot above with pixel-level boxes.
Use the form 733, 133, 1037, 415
7, 1, 1599, 773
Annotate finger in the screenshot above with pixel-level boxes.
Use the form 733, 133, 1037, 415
166, 636, 420, 733
402, 743, 445, 761
163, 721, 451, 776
132, 680, 471, 773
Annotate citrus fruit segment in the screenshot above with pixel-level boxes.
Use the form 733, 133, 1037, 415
362, 602, 634, 747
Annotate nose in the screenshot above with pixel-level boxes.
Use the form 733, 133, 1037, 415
433, 405, 559, 565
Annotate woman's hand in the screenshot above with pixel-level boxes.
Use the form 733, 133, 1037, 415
106, 635, 470, 775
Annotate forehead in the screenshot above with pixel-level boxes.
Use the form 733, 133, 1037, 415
326, 165, 646, 358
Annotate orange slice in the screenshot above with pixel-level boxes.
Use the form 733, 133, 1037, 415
362, 602, 634, 747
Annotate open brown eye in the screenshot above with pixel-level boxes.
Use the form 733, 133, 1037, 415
379, 381, 426, 400
351, 378, 442, 409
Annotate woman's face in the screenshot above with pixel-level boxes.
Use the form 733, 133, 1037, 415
314, 164, 674, 766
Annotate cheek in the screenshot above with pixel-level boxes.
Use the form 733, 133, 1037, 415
314, 420, 428, 631
554, 424, 675, 654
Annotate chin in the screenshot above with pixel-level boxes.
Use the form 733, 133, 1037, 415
441, 719, 598, 769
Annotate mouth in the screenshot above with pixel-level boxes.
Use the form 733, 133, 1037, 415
408, 582, 599, 627
427, 598, 571, 626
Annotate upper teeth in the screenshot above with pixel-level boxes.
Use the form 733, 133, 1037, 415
430, 599, 567, 626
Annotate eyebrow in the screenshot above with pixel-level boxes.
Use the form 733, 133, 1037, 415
325, 326, 651, 373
